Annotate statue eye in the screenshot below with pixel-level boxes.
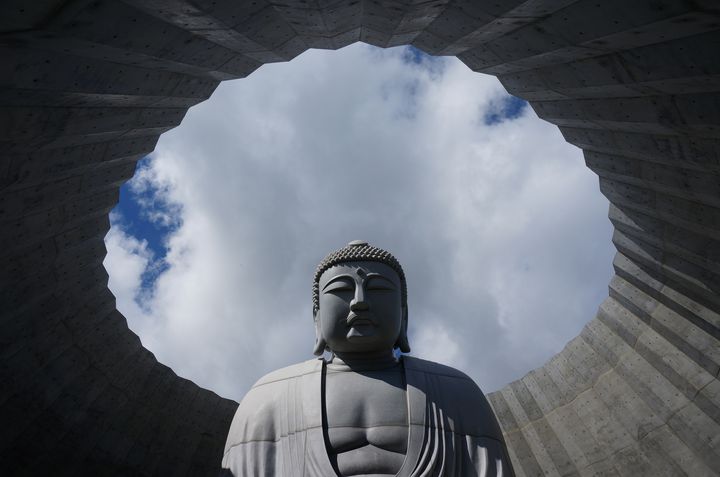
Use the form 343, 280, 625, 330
367, 284, 391, 290
367, 286, 392, 291
366, 278, 395, 291
323, 281, 354, 293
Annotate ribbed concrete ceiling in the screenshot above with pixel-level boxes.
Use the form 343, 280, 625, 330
1, 1, 719, 475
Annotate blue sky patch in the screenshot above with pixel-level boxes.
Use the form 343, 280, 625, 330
113, 156, 178, 294
402, 46, 427, 64
384, 46, 447, 119
402, 46, 445, 73
484, 95, 528, 125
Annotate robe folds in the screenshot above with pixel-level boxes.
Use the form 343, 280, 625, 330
222, 356, 515, 476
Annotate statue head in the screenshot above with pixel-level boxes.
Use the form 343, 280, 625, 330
312, 240, 410, 356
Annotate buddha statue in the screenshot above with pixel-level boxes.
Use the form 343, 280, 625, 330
222, 241, 515, 476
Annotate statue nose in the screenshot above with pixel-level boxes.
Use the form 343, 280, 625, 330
350, 286, 369, 311
350, 299, 369, 311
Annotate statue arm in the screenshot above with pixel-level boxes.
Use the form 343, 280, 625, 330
220, 360, 319, 476
465, 384, 515, 476
221, 384, 282, 476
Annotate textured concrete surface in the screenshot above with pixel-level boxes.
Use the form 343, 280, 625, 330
1, 0, 718, 475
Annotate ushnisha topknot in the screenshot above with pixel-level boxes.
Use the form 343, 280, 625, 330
313, 240, 407, 315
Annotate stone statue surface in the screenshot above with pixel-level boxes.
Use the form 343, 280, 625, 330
222, 241, 515, 476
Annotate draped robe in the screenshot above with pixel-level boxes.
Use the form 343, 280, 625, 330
222, 356, 514, 476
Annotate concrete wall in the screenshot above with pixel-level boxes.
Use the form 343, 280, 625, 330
1, 0, 718, 475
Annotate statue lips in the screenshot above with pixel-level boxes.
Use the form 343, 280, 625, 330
346, 313, 376, 339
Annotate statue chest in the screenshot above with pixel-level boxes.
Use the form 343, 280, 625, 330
324, 368, 409, 476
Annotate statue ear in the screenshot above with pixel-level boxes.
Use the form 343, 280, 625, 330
312, 310, 328, 356
396, 306, 411, 353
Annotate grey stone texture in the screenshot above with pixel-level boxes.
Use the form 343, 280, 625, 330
223, 356, 513, 476
1, 0, 718, 475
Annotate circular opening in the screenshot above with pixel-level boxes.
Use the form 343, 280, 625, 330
104, 43, 614, 400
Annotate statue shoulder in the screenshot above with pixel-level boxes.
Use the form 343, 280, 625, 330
402, 355, 503, 440
252, 358, 322, 388
224, 359, 321, 453
402, 355, 475, 381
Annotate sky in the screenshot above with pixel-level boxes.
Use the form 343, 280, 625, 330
103, 43, 615, 401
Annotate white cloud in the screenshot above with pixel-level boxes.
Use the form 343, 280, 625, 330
103, 212, 152, 322
105, 44, 614, 400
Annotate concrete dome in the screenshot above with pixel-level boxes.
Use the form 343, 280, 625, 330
1, 1, 718, 475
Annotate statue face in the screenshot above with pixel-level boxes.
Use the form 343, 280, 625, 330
317, 261, 404, 354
